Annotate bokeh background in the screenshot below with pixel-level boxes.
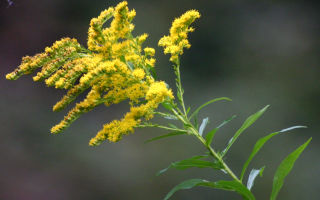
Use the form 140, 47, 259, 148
1, 0, 319, 199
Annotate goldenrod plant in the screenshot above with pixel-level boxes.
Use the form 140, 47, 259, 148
6, 2, 311, 199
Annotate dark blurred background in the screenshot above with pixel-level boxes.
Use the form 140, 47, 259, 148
1, 0, 319, 199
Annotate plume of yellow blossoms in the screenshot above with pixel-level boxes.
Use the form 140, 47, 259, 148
6, 1, 174, 145
158, 10, 200, 63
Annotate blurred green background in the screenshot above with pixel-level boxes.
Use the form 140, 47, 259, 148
1, 0, 319, 199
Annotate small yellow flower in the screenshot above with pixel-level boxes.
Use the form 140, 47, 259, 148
132, 68, 145, 80
145, 58, 156, 67
144, 47, 155, 56
137, 33, 148, 44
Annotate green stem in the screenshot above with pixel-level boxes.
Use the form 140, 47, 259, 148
174, 61, 187, 116
191, 127, 241, 183
156, 56, 242, 186
169, 106, 242, 184
137, 124, 187, 133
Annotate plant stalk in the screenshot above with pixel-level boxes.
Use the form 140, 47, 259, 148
174, 62, 187, 116
170, 106, 242, 184
167, 60, 242, 185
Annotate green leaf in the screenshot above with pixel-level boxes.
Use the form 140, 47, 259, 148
164, 179, 255, 200
162, 102, 173, 111
217, 115, 237, 129
270, 138, 311, 200
212, 180, 256, 200
240, 126, 307, 180
189, 97, 232, 120
247, 166, 265, 190
222, 105, 269, 157
163, 114, 178, 120
279, 126, 307, 132
147, 64, 157, 79
168, 123, 178, 129
186, 107, 191, 115
199, 117, 209, 136
157, 155, 220, 176
154, 112, 177, 120
119, 55, 126, 63
205, 115, 236, 146
205, 128, 218, 146
164, 179, 205, 200
144, 131, 186, 143
194, 115, 199, 130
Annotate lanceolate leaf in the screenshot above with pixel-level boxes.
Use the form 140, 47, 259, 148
162, 101, 173, 111
186, 107, 191, 115
157, 155, 220, 176
199, 117, 209, 136
279, 126, 307, 132
168, 123, 178, 129
240, 126, 307, 180
144, 131, 186, 143
212, 180, 256, 200
247, 167, 265, 190
164, 179, 204, 200
217, 115, 237, 129
147, 64, 157, 79
189, 97, 232, 120
205, 115, 236, 146
270, 138, 312, 200
221, 105, 269, 157
163, 114, 178, 120
119, 55, 126, 63
164, 179, 255, 200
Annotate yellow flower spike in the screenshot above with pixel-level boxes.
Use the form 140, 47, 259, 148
51, 87, 103, 134
90, 81, 173, 145
89, 120, 122, 145
50, 38, 80, 53
8, 37, 81, 82
87, 7, 114, 51
33, 57, 65, 82
159, 10, 200, 63
44, 60, 85, 88
78, 60, 120, 87
6, 56, 33, 80
90, 102, 150, 146
53, 84, 89, 112
51, 57, 93, 89
45, 63, 72, 87
110, 1, 134, 39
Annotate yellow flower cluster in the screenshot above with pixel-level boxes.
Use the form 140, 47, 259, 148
6, 1, 173, 145
6, 38, 81, 81
158, 10, 200, 63
90, 81, 173, 145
